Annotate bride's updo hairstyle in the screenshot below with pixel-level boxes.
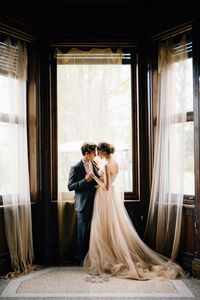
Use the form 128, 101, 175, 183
97, 142, 115, 155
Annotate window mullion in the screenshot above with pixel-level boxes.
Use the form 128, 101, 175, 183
0, 112, 19, 124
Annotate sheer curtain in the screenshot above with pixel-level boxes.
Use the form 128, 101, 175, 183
56, 48, 131, 262
145, 35, 188, 260
0, 39, 34, 275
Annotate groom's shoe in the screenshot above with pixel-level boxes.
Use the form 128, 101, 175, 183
80, 260, 84, 267
75, 254, 81, 261
74, 255, 81, 265
74, 255, 84, 266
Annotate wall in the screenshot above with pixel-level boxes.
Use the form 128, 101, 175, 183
0, 5, 199, 277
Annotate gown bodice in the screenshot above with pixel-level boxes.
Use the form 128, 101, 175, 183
96, 158, 119, 189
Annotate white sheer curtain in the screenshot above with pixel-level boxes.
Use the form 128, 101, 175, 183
145, 36, 188, 260
0, 39, 34, 275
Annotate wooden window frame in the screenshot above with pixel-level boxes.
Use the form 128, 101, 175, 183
0, 25, 39, 206
50, 46, 139, 202
149, 31, 195, 205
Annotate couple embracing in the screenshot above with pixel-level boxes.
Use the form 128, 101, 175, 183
68, 142, 185, 280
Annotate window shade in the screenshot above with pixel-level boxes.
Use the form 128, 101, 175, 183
0, 39, 27, 79
56, 48, 131, 65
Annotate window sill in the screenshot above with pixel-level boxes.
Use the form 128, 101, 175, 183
51, 199, 140, 203
0, 202, 36, 210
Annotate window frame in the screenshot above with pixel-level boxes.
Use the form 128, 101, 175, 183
0, 73, 20, 199
149, 32, 195, 204
50, 46, 139, 201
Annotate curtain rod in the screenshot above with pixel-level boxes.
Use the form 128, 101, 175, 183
151, 22, 192, 41
0, 24, 36, 43
49, 42, 137, 48
161, 26, 192, 41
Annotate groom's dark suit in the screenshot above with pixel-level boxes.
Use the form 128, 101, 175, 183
68, 160, 99, 261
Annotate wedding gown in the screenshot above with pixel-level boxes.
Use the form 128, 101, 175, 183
84, 158, 185, 280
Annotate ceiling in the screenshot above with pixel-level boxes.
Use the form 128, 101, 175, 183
0, 1, 194, 41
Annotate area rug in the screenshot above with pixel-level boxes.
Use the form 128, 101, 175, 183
0, 266, 194, 298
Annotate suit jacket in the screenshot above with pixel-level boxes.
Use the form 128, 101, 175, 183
68, 160, 99, 212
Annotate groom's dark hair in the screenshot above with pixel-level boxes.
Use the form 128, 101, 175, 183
81, 143, 97, 155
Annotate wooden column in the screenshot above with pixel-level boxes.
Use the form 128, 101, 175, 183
192, 17, 200, 278
137, 42, 151, 236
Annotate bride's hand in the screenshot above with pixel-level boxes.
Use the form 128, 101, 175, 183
88, 171, 95, 178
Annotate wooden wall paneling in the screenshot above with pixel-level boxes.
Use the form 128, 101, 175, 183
0, 208, 10, 275
179, 208, 194, 273
0, 212, 8, 254
38, 41, 58, 263
124, 202, 142, 237
26, 43, 46, 263
192, 18, 200, 278
31, 44, 44, 263
27, 46, 38, 203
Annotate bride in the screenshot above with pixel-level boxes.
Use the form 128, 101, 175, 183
83, 142, 185, 280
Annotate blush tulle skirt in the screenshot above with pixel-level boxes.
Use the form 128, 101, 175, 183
84, 185, 185, 280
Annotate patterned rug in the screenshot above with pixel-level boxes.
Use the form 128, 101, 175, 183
0, 266, 194, 298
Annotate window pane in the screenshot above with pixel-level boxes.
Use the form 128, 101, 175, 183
172, 56, 194, 196
184, 121, 194, 195
174, 57, 193, 113
169, 122, 194, 196
57, 64, 132, 194
0, 122, 18, 194
0, 74, 18, 114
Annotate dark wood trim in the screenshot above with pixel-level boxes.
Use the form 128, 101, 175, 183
51, 45, 139, 201
125, 48, 139, 200
137, 42, 151, 233
147, 41, 159, 195
49, 42, 137, 48
153, 112, 194, 127
187, 111, 194, 122
0, 252, 11, 275
151, 21, 192, 41
0, 16, 37, 42
193, 19, 200, 260
192, 258, 200, 278
50, 49, 58, 201
27, 45, 38, 203
29, 41, 59, 264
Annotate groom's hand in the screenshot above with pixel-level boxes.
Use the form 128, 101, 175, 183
92, 160, 100, 170
85, 174, 93, 182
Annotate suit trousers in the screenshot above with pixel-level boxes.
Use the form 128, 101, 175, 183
76, 202, 94, 261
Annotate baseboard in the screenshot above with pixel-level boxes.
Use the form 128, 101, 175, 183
192, 258, 200, 279
0, 252, 11, 275
178, 251, 193, 275
34, 247, 59, 265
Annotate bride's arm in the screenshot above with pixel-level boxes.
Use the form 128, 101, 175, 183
89, 165, 110, 191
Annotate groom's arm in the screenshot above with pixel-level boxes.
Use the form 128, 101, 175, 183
68, 166, 94, 191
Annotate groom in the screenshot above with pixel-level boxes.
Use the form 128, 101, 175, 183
68, 142, 99, 265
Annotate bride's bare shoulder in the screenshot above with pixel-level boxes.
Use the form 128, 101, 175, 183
107, 158, 119, 173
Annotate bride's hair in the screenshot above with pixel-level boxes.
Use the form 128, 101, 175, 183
97, 142, 115, 155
